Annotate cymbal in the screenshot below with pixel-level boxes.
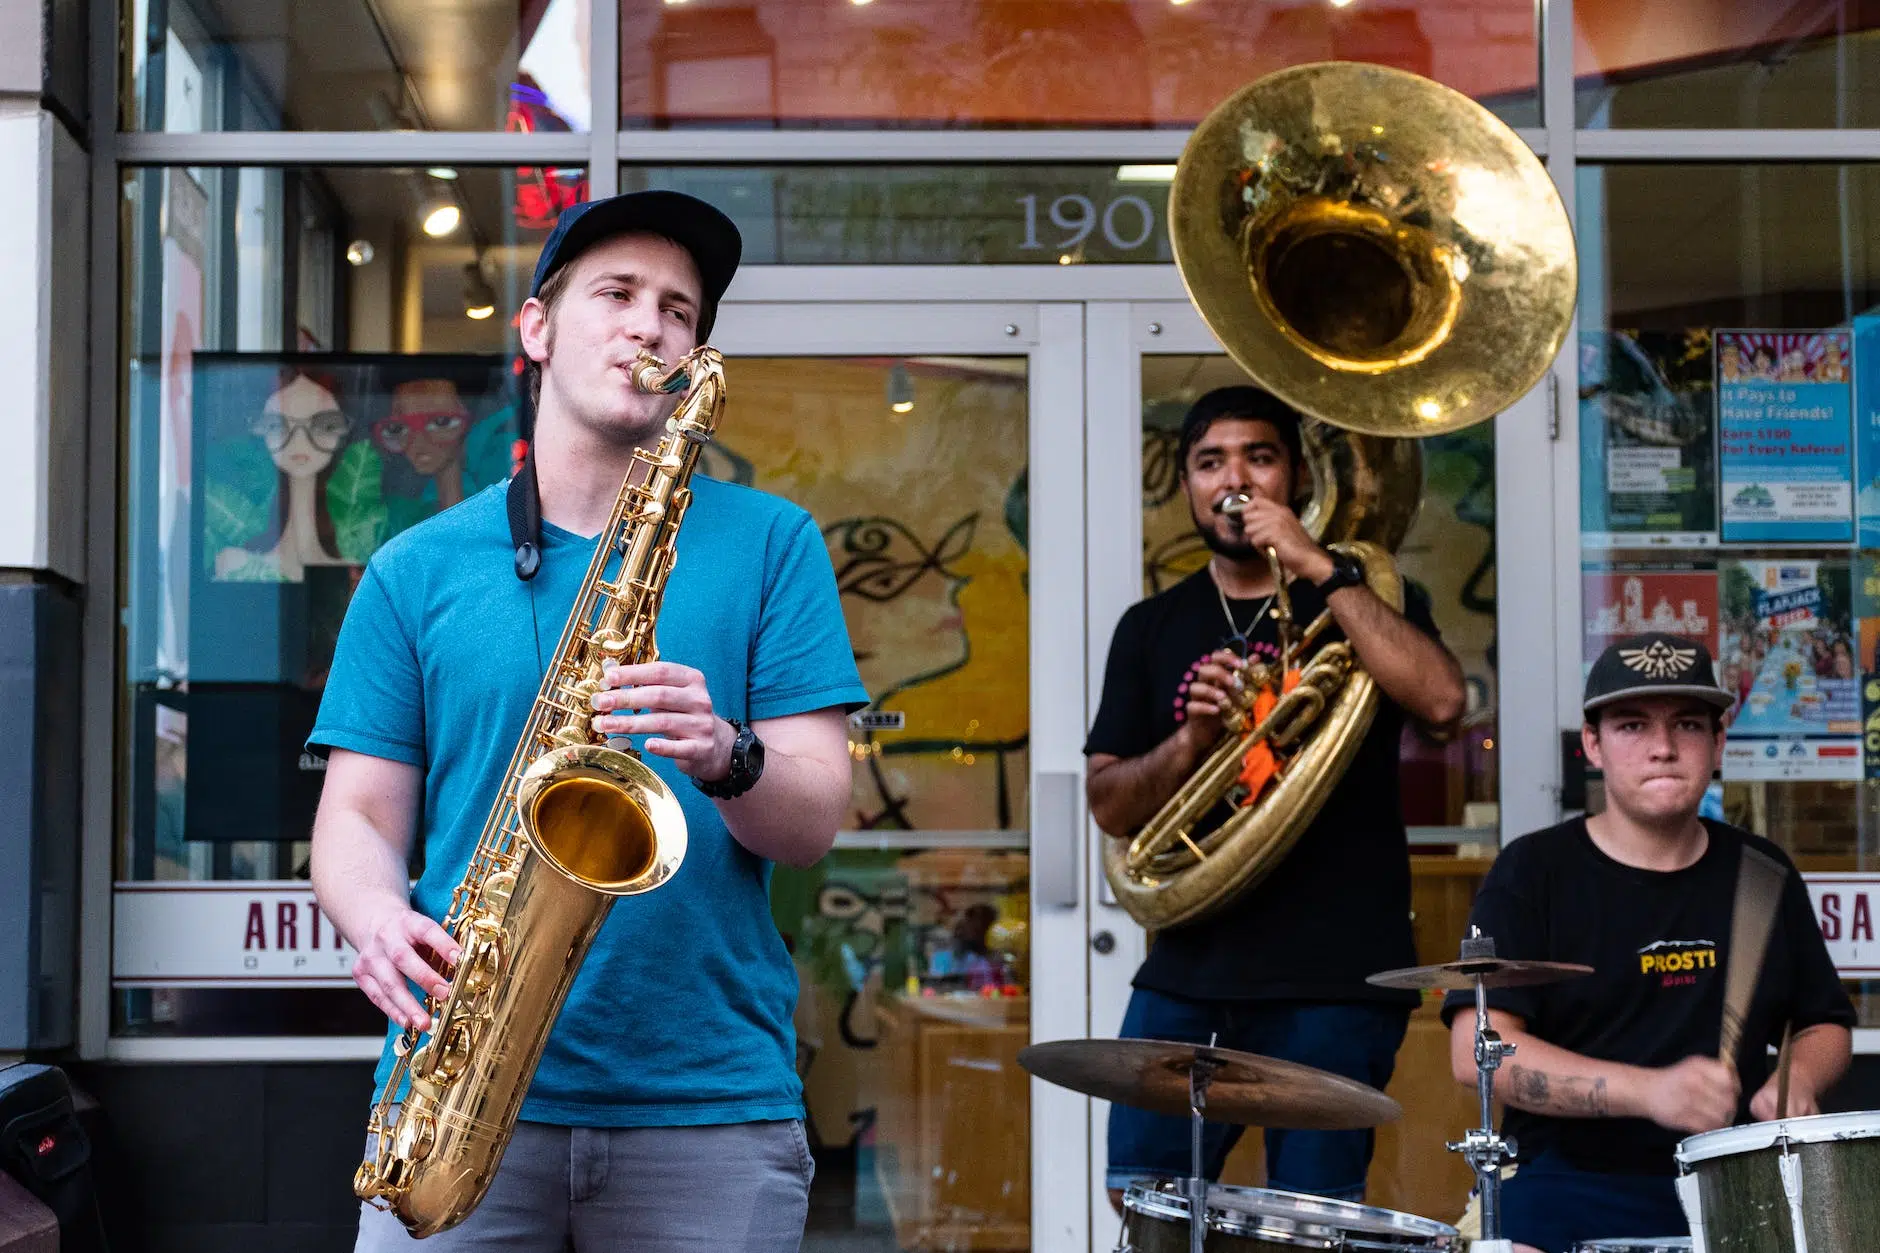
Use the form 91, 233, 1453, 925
1365, 957, 1594, 992
1017, 1038, 1401, 1130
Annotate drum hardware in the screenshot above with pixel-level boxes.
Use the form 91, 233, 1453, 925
1368, 929, 1591, 1253
1570, 1243, 1692, 1252
1117, 1180, 1460, 1252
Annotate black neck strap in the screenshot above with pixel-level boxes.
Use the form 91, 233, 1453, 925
507, 441, 542, 581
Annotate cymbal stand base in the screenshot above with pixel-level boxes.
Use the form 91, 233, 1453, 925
1188, 1046, 1220, 1253
1446, 932, 1518, 1250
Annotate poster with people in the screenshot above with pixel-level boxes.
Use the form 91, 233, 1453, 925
1719, 557, 1861, 781
1578, 329, 1718, 548
1717, 330, 1854, 543
181, 352, 517, 843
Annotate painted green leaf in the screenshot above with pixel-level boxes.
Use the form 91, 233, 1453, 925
327, 442, 386, 563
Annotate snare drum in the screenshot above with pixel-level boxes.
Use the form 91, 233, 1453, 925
1118, 1180, 1458, 1252
1570, 1241, 1691, 1252
1676, 1111, 1880, 1253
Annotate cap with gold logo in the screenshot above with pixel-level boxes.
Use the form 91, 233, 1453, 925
1583, 632, 1734, 716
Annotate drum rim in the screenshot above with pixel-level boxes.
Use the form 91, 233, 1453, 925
1675, 1110, 1880, 1165
1121, 1181, 1459, 1244
1569, 1241, 1693, 1252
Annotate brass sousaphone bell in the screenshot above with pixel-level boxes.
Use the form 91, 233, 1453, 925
1100, 62, 1578, 930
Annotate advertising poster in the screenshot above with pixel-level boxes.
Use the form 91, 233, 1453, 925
1578, 329, 1718, 548
1717, 330, 1854, 543
1719, 557, 1861, 780
1857, 554, 1880, 778
1854, 314, 1880, 546
1582, 563, 1719, 670
1804, 875, 1880, 976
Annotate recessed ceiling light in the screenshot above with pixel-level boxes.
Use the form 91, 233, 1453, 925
422, 204, 461, 237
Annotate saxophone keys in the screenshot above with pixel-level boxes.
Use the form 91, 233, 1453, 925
391, 1110, 437, 1164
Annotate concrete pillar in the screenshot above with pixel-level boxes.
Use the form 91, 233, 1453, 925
0, 0, 89, 1054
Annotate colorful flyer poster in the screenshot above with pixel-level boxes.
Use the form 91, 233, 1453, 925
1853, 314, 1880, 546
1582, 563, 1719, 671
1719, 557, 1861, 780
1579, 329, 1718, 548
1856, 554, 1880, 778
1717, 330, 1854, 542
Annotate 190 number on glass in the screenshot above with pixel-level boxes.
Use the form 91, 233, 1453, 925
1017, 194, 1158, 254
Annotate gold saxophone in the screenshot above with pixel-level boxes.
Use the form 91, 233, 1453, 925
1101, 62, 1578, 930
353, 347, 724, 1236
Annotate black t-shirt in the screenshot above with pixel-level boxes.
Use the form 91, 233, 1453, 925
1440, 818, 1856, 1176
1085, 566, 1438, 1005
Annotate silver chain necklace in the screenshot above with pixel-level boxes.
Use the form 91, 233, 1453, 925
1208, 562, 1274, 657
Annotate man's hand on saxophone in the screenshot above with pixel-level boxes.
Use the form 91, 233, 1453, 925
590, 659, 736, 781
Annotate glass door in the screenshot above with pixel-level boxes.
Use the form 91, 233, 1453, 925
1082, 300, 1558, 1247
712, 300, 1090, 1253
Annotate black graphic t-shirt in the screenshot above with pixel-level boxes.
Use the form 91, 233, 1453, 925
1440, 818, 1855, 1176
1085, 565, 1440, 1005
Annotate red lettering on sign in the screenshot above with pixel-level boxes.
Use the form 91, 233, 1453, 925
1856, 895, 1874, 943
1823, 893, 1843, 940
244, 902, 266, 949
309, 902, 324, 950
277, 901, 299, 950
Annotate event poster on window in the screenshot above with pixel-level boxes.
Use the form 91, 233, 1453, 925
1578, 329, 1718, 548
1718, 557, 1861, 781
1853, 314, 1880, 547
1856, 555, 1880, 779
1581, 563, 1719, 673
1717, 330, 1854, 544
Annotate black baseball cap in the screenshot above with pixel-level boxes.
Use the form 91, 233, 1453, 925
528, 190, 742, 333
1583, 632, 1734, 717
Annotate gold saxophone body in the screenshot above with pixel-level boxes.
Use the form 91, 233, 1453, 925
352, 348, 723, 1236
1101, 62, 1578, 930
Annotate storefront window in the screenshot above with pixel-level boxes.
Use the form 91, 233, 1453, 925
1575, 1, 1880, 128
1577, 162, 1880, 1023
125, 0, 589, 131
622, 0, 1539, 130
1141, 356, 1501, 838
114, 164, 577, 1036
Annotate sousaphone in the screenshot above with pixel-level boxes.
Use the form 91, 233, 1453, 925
1100, 62, 1577, 930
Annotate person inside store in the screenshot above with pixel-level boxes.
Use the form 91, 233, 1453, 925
1086, 385, 1468, 1207
308, 189, 867, 1251
1443, 633, 1854, 1253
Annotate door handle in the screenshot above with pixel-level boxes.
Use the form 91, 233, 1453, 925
1034, 770, 1081, 909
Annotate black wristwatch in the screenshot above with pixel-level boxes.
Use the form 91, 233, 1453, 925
1315, 549, 1365, 596
696, 718, 765, 799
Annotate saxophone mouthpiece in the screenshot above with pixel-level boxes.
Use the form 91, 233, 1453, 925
629, 351, 691, 396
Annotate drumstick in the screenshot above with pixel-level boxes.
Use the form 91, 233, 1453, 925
1775, 1020, 1794, 1120
1719, 843, 1787, 1068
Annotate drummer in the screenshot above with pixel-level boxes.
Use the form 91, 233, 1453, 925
1442, 633, 1854, 1253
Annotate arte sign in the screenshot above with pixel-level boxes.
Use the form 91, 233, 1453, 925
112, 882, 357, 988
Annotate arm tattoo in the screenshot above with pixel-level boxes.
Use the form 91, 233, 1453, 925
1507, 1065, 1610, 1118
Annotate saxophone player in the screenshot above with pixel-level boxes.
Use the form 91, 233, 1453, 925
308, 191, 867, 1251
1087, 386, 1466, 1207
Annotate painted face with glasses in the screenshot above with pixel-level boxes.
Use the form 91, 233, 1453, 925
250, 376, 349, 479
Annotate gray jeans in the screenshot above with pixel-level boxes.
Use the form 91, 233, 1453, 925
355, 1118, 815, 1252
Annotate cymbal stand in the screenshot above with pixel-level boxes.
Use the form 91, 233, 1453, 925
1445, 929, 1516, 1253
1187, 1042, 1220, 1253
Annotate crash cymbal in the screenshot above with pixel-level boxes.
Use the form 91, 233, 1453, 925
1017, 1038, 1401, 1130
1365, 957, 1594, 992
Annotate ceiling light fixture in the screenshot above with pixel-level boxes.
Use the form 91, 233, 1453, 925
463, 260, 497, 321
345, 240, 375, 266
426, 167, 460, 181
422, 203, 462, 237
887, 363, 914, 414
1115, 164, 1179, 183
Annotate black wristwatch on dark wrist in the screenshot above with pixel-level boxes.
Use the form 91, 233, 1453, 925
695, 718, 765, 799
1315, 549, 1365, 596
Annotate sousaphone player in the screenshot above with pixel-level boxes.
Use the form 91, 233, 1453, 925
1086, 60, 1580, 1210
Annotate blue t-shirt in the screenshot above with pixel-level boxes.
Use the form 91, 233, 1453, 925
309, 475, 868, 1127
